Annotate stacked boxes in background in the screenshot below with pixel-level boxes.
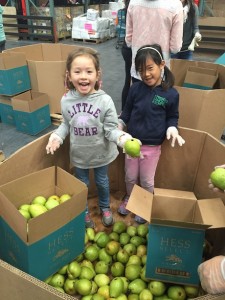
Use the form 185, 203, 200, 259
0, 51, 51, 135
11, 90, 51, 135
0, 52, 31, 127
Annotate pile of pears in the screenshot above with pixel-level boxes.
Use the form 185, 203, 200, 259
44, 220, 202, 300
18, 193, 71, 220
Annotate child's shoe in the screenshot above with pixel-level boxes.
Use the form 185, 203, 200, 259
101, 208, 114, 226
85, 212, 95, 228
118, 197, 130, 215
134, 215, 146, 224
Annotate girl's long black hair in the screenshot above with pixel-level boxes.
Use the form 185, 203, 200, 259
135, 44, 175, 90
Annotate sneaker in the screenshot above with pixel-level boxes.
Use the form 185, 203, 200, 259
135, 215, 147, 224
101, 208, 114, 227
118, 198, 130, 215
85, 213, 95, 228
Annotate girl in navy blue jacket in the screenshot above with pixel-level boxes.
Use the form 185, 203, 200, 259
117, 44, 185, 223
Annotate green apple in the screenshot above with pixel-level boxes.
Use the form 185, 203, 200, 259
18, 208, 31, 220
31, 195, 47, 205
148, 281, 167, 296
76, 278, 92, 296
19, 204, 30, 211
109, 277, 124, 298
94, 274, 110, 287
113, 220, 127, 234
139, 289, 153, 300
47, 194, 60, 202
29, 203, 48, 218
210, 167, 225, 190
45, 198, 59, 210
67, 261, 81, 279
128, 278, 147, 294
95, 260, 109, 274
184, 285, 199, 298
84, 245, 99, 262
59, 193, 71, 204
49, 273, 65, 288
97, 285, 110, 299
105, 240, 120, 256
124, 138, 141, 157
167, 285, 186, 300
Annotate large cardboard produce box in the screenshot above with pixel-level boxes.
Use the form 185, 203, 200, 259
0, 166, 88, 280
127, 185, 225, 285
5, 43, 88, 114
0, 95, 15, 126
0, 52, 31, 96
12, 90, 51, 135
171, 59, 225, 139
2, 260, 225, 300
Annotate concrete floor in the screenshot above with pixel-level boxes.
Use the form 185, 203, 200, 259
0, 37, 222, 159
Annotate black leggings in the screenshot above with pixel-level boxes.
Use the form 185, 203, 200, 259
121, 44, 132, 110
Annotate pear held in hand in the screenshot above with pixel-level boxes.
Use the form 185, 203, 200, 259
210, 167, 225, 190
124, 139, 141, 157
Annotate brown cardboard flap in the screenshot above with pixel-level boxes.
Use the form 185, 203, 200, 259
175, 87, 225, 140
0, 52, 27, 69
12, 90, 49, 113
196, 198, 225, 228
152, 189, 197, 222
183, 66, 218, 89
126, 184, 153, 222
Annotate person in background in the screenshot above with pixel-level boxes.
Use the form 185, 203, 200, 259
125, 0, 183, 82
197, 163, 225, 294
120, 0, 132, 111
117, 44, 185, 224
45, 47, 134, 228
0, 5, 6, 52
171, 0, 201, 60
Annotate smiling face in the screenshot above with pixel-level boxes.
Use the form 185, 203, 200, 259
138, 56, 165, 88
68, 55, 100, 96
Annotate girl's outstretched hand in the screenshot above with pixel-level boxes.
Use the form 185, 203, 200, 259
166, 126, 185, 147
46, 133, 63, 155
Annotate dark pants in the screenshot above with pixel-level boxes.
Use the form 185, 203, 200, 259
121, 44, 132, 110
0, 40, 6, 53
171, 50, 193, 60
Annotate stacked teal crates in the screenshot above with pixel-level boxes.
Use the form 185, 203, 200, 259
0, 52, 51, 135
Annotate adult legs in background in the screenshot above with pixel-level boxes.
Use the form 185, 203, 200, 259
171, 50, 193, 60
0, 40, 5, 53
121, 44, 132, 110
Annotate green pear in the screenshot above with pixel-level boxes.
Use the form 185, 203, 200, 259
19, 208, 31, 220
124, 139, 141, 157
29, 203, 48, 218
128, 278, 147, 294
31, 195, 47, 205
109, 277, 124, 298
210, 167, 225, 190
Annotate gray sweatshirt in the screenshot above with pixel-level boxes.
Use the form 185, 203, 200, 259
54, 89, 123, 169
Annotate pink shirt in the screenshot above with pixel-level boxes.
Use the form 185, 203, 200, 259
125, 0, 183, 78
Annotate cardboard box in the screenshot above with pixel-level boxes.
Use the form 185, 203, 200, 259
5, 44, 87, 114
183, 66, 218, 90
0, 52, 31, 96
1, 259, 224, 300
0, 166, 88, 280
12, 90, 51, 135
127, 186, 225, 285
0, 95, 15, 126
171, 59, 225, 139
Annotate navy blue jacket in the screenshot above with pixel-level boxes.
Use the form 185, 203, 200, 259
119, 81, 179, 145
